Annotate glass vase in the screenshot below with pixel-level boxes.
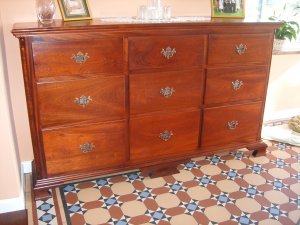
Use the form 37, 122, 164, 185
36, 0, 55, 24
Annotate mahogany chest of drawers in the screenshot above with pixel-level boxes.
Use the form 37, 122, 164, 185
12, 19, 280, 199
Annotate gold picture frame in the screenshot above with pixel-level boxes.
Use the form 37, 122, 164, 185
58, 0, 92, 21
211, 0, 245, 18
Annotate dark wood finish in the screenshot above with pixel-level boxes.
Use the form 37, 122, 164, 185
130, 111, 200, 161
141, 160, 189, 178
129, 35, 207, 71
34, 188, 52, 200
37, 76, 125, 127
32, 38, 123, 78
12, 19, 280, 200
205, 67, 268, 105
247, 141, 268, 157
0, 210, 28, 225
207, 33, 274, 66
43, 121, 127, 175
201, 102, 262, 149
130, 70, 204, 114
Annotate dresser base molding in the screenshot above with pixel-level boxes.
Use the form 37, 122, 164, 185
32, 141, 267, 200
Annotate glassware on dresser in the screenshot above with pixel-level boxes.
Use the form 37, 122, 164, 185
137, 0, 171, 20
36, 0, 55, 24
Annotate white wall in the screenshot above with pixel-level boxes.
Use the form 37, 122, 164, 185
264, 54, 300, 121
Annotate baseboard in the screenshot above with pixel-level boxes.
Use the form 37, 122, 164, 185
21, 160, 32, 174
264, 108, 300, 122
0, 171, 25, 213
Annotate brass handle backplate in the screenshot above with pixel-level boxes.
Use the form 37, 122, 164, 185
227, 121, 239, 130
160, 86, 175, 98
71, 51, 90, 64
80, 143, 95, 153
235, 44, 247, 55
74, 95, 92, 107
159, 130, 173, 141
232, 80, 244, 90
161, 47, 176, 59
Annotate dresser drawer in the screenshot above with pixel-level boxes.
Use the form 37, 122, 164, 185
208, 33, 273, 65
43, 121, 126, 175
37, 76, 125, 128
130, 70, 204, 114
205, 67, 267, 105
201, 103, 262, 149
32, 38, 123, 78
130, 111, 200, 161
129, 35, 206, 70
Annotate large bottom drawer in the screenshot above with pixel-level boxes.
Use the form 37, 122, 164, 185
201, 102, 262, 149
130, 111, 200, 161
43, 121, 127, 175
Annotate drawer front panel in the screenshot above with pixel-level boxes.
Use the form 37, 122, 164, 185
43, 121, 127, 175
130, 70, 204, 114
129, 35, 206, 70
201, 103, 262, 149
208, 33, 273, 65
33, 38, 123, 78
205, 67, 267, 105
38, 77, 125, 128
130, 111, 200, 161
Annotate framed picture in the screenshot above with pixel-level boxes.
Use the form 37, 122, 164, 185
58, 0, 92, 21
211, 0, 245, 18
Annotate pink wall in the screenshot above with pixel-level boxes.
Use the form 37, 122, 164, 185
0, 11, 22, 202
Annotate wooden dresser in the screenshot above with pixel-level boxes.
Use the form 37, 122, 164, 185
12, 19, 280, 199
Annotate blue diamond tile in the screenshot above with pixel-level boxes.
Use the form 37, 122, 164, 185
200, 177, 209, 184
274, 180, 283, 188
68, 204, 81, 213
152, 211, 164, 220
171, 184, 181, 191
219, 195, 228, 203
128, 173, 139, 180
105, 198, 117, 205
187, 203, 197, 211
239, 216, 250, 224
269, 207, 280, 216
116, 221, 128, 225
63, 185, 75, 192
39, 213, 55, 223
96, 179, 108, 186
38, 202, 53, 211
139, 191, 151, 198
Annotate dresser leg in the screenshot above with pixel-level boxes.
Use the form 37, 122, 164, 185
142, 160, 189, 178
247, 141, 268, 157
34, 188, 52, 200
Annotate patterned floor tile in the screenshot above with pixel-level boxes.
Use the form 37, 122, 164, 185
31, 141, 300, 225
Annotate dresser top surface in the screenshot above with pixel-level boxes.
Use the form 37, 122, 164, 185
12, 17, 281, 37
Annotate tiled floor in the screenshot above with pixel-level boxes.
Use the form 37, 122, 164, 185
26, 140, 300, 225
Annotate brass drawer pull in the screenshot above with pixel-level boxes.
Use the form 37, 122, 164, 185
160, 86, 175, 98
159, 130, 173, 141
161, 47, 176, 59
71, 51, 90, 64
74, 95, 92, 107
232, 80, 244, 90
235, 44, 247, 55
227, 121, 239, 130
80, 143, 95, 153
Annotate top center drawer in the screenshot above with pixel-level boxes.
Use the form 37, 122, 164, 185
129, 35, 207, 71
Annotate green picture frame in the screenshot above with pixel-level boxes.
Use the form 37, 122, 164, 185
211, 0, 245, 18
58, 0, 92, 21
